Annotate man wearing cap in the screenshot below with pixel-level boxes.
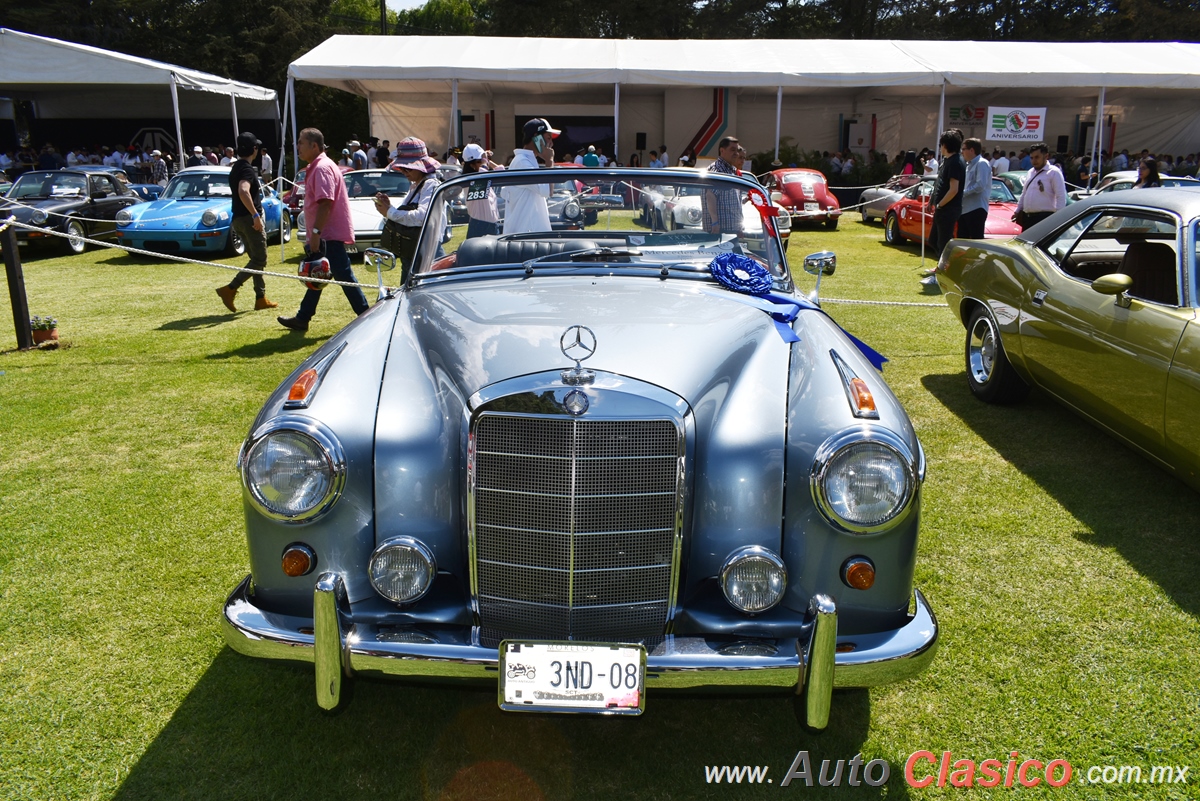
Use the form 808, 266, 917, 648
461, 143, 504, 239
501, 118, 558, 235
216, 132, 277, 313
582, 145, 600, 167
350, 141, 369, 170
186, 146, 206, 168
278, 127, 369, 332
150, 150, 168, 186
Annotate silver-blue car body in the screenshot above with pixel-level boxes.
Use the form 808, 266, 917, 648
222, 167, 937, 726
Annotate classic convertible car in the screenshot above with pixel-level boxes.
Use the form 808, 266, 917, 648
936, 188, 1200, 489
885, 178, 1022, 246
858, 175, 928, 223
115, 166, 290, 256
222, 168, 938, 726
1, 168, 143, 254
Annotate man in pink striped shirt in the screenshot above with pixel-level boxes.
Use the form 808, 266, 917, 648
278, 127, 369, 332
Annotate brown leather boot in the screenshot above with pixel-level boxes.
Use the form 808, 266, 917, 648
255, 296, 278, 310
215, 285, 237, 311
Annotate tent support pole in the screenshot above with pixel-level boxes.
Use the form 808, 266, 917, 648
169, 73, 185, 169
936, 82, 945, 149
614, 83, 620, 161
450, 78, 458, 151
774, 86, 782, 165
278, 85, 290, 263
288, 76, 298, 181
231, 93, 240, 141
1091, 87, 1106, 187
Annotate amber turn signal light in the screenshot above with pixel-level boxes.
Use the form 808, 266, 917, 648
849, 378, 877, 416
842, 557, 876, 590
281, 543, 316, 577
288, 369, 319, 403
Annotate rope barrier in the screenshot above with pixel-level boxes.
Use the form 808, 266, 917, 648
820, 297, 945, 308
1, 217, 394, 293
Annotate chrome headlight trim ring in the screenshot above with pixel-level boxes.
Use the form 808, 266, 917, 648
368, 536, 438, 605
240, 415, 347, 524
719, 545, 788, 614
201, 209, 219, 227
810, 426, 918, 535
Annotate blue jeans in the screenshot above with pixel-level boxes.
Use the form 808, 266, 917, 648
297, 239, 369, 322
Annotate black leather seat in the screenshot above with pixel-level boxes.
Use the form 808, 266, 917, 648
455, 236, 601, 267
1119, 241, 1178, 305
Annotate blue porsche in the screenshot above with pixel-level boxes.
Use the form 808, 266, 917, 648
115, 166, 290, 257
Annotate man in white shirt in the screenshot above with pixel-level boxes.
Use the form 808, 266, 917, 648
992, 150, 1010, 174
1014, 142, 1066, 228
597, 147, 609, 167
220, 147, 235, 166
1113, 149, 1129, 171
659, 145, 669, 167
501, 118, 558, 235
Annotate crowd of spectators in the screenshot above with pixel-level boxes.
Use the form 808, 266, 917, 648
0, 141, 277, 185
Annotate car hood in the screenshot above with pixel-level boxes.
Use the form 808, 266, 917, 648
0, 197, 81, 219
397, 275, 793, 409
132, 197, 229, 222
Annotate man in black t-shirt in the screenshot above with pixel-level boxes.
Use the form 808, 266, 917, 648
930, 130, 965, 257
215, 131, 277, 312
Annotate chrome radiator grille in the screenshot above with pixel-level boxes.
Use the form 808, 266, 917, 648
471, 414, 681, 643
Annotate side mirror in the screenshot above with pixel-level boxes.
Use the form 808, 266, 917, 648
804, 251, 837, 277
1092, 273, 1133, 307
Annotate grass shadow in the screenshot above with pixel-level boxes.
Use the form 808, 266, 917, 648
114, 649, 902, 800
923, 371, 1200, 619
205, 331, 331, 360
157, 313, 240, 331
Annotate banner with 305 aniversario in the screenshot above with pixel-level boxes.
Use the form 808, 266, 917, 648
986, 107, 1046, 142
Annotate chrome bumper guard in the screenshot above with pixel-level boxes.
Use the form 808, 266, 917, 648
222, 575, 938, 717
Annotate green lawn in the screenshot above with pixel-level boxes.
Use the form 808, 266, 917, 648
1, 222, 1197, 800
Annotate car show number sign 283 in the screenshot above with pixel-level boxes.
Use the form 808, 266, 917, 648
465, 180, 492, 201
499, 641, 646, 714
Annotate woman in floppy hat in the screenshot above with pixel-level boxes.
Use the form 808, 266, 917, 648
374, 137, 445, 269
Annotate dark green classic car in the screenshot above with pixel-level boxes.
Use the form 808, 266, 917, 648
936, 187, 1200, 490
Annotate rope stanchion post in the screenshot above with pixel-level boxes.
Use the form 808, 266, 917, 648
2, 219, 34, 350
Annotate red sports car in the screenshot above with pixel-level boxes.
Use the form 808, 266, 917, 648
760, 168, 842, 229
884, 178, 1022, 245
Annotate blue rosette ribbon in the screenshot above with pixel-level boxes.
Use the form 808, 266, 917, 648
708, 252, 888, 370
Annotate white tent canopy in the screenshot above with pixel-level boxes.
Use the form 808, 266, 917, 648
1, 28, 278, 163
286, 36, 1200, 165
290, 36, 1200, 91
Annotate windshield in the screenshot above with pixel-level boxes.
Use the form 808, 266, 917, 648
163, 173, 232, 199
411, 168, 789, 281
345, 170, 411, 198
9, 172, 88, 199
990, 179, 1016, 203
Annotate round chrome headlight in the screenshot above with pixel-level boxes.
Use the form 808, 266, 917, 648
201, 209, 219, 227
369, 537, 437, 604
720, 546, 787, 613
241, 417, 345, 522
811, 428, 916, 533
31, 209, 48, 225
562, 200, 581, 220
685, 206, 703, 224
296, 211, 306, 230
115, 208, 133, 225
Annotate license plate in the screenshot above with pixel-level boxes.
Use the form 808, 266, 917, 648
804, 202, 821, 212
499, 641, 645, 715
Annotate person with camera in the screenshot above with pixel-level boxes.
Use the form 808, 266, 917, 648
372, 137, 443, 274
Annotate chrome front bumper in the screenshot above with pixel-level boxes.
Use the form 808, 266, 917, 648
222, 574, 938, 725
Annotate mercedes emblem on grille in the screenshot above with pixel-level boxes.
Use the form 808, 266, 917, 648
560, 325, 597, 385
563, 389, 589, 415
